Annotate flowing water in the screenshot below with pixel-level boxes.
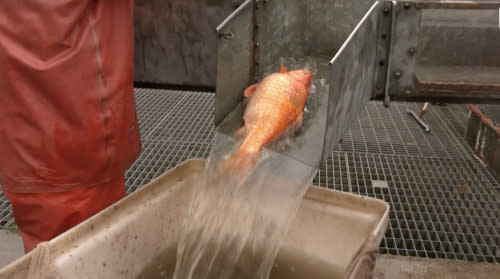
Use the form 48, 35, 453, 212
171, 57, 329, 279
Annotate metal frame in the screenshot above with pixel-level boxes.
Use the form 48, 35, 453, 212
214, 0, 500, 167
375, 1, 395, 107
382, 0, 500, 104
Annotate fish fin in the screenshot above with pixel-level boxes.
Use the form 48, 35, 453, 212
233, 126, 247, 138
219, 149, 258, 177
244, 84, 258, 98
280, 63, 287, 73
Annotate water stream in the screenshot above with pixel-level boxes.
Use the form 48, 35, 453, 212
172, 57, 328, 279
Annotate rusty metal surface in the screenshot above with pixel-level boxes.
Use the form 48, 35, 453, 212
468, 105, 500, 137
414, 0, 500, 9
387, 1, 500, 102
465, 105, 500, 180
478, 105, 500, 126
134, 0, 244, 87
323, 2, 381, 161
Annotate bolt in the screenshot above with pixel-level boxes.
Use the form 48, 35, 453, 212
379, 60, 385, 66
404, 89, 412, 95
394, 71, 402, 79
408, 48, 416, 55
255, 42, 260, 47
383, 7, 390, 14
381, 34, 387, 40
404, 3, 410, 9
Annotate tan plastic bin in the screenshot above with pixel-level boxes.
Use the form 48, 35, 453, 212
0, 160, 389, 279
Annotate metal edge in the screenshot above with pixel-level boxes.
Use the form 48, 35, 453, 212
383, 1, 397, 106
307, 186, 390, 242
323, 1, 381, 162
412, 0, 500, 9
216, 0, 253, 33
372, 203, 390, 241
468, 104, 500, 137
329, 1, 381, 65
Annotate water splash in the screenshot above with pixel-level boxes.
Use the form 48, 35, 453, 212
173, 57, 326, 279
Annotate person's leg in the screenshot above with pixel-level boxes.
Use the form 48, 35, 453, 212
3, 175, 126, 253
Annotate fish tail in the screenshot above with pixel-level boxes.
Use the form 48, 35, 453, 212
219, 148, 258, 176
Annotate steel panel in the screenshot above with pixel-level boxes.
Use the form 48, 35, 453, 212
323, 2, 381, 161
387, 1, 500, 102
134, 0, 244, 87
215, 0, 254, 125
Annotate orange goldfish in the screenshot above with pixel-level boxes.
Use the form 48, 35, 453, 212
220, 63, 312, 174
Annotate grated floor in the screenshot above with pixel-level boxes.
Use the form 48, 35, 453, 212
0, 88, 499, 264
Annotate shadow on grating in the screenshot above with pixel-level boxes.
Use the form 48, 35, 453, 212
1, 89, 499, 264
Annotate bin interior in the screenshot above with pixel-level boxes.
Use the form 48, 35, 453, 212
0, 160, 388, 279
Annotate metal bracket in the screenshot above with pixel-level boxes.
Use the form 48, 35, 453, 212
251, 0, 263, 83
374, 1, 395, 107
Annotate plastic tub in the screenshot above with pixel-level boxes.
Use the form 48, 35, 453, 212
0, 160, 389, 279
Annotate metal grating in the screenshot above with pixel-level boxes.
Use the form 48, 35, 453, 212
0, 189, 14, 228
125, 89, 214, 193
1, 89, 499, 264
314, 152, 500, 262
315, 102, 500, 263
337, 103, 472, 160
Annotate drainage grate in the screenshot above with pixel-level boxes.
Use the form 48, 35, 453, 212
125, 89, 214, 193
337, 103, 473, 160
1, 89, 499, 264
125, 140, 211, 193
147, 92, 215, 144
0, 189, 14, 228
314, 152, 500, 263
133, 89, 189, 137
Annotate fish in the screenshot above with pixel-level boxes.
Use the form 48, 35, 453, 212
220, 63, 312, 174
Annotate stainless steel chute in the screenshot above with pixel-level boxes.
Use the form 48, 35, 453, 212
215, 0, 500, 168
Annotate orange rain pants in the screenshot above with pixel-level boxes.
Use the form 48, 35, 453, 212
0, 0, 141, 252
